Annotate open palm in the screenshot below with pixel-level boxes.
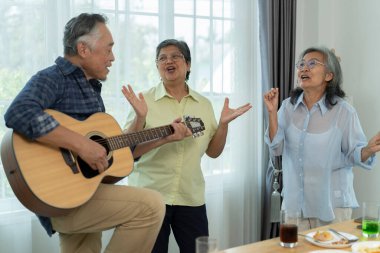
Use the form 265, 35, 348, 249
220, 98, 252, 125
121, 84, 147, 118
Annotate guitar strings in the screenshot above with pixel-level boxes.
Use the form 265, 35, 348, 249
87, 118, 205, 148
92, 122, 203, 147
91, 125, 175, 147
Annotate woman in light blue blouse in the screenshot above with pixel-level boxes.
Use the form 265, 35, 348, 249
263, 46, 380, 230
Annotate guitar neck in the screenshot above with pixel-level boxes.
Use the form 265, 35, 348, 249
105, 124, 174, 151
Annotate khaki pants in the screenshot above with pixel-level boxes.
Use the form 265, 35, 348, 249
297, 207, 353, 231
51, 184, 165, 253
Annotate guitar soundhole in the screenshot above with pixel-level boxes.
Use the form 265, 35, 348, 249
77, 135, 114, 178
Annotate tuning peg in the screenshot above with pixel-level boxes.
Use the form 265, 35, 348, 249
183, 115, 194, 121
192, 132, 204, 138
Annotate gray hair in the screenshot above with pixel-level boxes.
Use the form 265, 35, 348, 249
291, 46, 345, 107
298, 46, 343, 89
156, 39, 191, 80
63, 13, 108, 56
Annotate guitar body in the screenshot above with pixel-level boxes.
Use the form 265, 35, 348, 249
1, 110, 133, 217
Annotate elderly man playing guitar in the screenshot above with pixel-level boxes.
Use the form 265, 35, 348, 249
2, 13, 193, 253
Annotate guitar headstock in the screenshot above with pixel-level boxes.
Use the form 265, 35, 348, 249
183, 115, 205, 138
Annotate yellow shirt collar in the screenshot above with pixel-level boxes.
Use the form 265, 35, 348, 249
154, 81, 200, 102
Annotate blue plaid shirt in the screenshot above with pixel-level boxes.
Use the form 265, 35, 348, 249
5, 56, 105, 139
4, 56, 106, 236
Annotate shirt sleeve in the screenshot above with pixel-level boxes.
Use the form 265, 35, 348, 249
341, 106, 375, 169
123, 108, 137, 131
207, 101, 218, 138
123, 108, 141, 161
4, 72, 61, 140
264, 101, 286, 156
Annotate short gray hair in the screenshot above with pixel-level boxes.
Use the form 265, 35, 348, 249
156, 39, 191, 80
63, 13, 107, 56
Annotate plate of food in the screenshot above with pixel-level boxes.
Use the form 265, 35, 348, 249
351, 241, 380, 253
303, 230, 358, 248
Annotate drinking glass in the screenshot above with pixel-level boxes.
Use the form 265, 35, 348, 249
279, 210, 300, 248
196, 236, 218, 253
362, 202, 380, 238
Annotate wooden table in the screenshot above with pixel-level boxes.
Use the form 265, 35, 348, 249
218, 219, 377, 252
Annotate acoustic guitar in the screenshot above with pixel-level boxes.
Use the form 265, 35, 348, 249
1, 109, 205, 217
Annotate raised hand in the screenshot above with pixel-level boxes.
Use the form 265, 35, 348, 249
219, 98, 252, 125
263, 88, 279, 113
122, 84, 147, 118
362, 132, 380, 162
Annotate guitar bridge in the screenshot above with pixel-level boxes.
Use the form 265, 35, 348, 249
60, 148, 79, 174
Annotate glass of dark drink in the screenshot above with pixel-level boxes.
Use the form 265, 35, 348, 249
279, 210, 300, 248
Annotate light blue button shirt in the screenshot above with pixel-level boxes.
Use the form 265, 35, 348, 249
265, 93, 376, 222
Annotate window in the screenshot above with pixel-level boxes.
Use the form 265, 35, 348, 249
0, 0, 259, 218
1, 2, 262, 251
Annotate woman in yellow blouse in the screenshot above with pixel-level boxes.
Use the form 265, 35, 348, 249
122, 39, 251, 253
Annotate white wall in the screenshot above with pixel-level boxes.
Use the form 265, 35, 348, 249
296, 0, 380, 218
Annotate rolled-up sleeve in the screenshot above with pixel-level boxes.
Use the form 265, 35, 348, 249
264, 103, 287, 156
4, 73, 60, 140
355, 146, 376, 169
341, 108, 376, 169
264, 127, 284, 156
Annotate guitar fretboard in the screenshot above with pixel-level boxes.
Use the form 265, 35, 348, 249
105, 125, 174, 151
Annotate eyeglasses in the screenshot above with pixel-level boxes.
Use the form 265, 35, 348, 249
156, 53, 184, 64
296, 59, 325, 70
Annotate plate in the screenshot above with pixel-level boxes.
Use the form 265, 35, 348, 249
304, 231, 358, 248
351, 241, 380, 253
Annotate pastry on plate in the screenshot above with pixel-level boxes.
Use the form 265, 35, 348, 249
313, 231, 334, 241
